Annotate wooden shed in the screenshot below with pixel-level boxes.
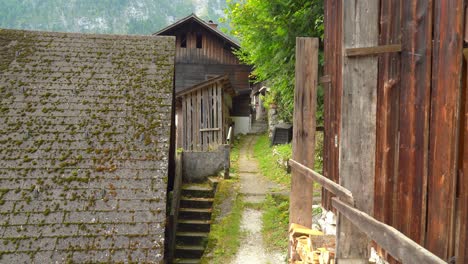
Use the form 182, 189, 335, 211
176, 75, 234, 151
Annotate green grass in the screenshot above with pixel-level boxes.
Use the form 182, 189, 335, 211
252, 132, 324, 253
229, 135, 243, 174
253, 134, 291, 187
262, 194, 290, 251
201, 136, 245, 264
201, 180, 244, 264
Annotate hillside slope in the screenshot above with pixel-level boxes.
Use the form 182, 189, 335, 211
0, 0, 227, 34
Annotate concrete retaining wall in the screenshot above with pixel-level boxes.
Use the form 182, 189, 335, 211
182, 145, 230, 182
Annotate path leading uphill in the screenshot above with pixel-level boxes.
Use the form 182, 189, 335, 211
231, 135, 287, 264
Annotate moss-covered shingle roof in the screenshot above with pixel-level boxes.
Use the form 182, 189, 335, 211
0, 29, 175, 263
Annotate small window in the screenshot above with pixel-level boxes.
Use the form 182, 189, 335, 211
180, 33, 187, 48
196, 33, 203, 49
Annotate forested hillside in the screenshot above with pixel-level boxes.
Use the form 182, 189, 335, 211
0, 0, 228, 35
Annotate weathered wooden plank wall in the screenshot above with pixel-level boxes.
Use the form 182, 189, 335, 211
426, 1, 464, 259
180, 83, 224, 151
337, 0, 379, 262
289, 37, 318, 229
397, 0, 433, 246
322, 0, 342, 211
459, 48, 468, 264
373, 1, 401, 262
322, 0, 467, 262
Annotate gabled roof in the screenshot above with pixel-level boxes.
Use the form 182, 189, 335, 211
176, 75, 235, 98
153, 13, 240, 49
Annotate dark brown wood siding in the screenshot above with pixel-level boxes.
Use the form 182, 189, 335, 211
175, 63, 250, 93
172, 23, 240, 65
323, 0, 466, 262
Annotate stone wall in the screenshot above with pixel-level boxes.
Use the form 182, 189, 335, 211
182, 145, 230, 182
0, 29, 175, 263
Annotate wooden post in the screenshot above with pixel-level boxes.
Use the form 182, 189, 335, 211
337, 0, 378, 263
289, 37, 318, 229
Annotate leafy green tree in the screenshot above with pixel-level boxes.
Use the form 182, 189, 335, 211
224, 0, 324, 123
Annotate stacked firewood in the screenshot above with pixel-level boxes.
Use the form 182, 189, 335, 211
289, 223, 336, 264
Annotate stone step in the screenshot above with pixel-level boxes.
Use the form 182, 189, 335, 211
177, 219, 212, 232
180, 197, 214, 209
181, 184, 214, 198
179, 208, 212, 220
175, 245, 205, 259
173, 258, 201, 264
207, 176, 221, 189
176, 231, 209, 246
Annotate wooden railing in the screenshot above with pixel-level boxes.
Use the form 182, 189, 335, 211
289, 159, 446, 264
226, 126, 233, 145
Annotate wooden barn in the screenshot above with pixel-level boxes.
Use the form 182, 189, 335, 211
154, 14, 253, 137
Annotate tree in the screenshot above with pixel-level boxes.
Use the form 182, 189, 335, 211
224, 0, 324, 123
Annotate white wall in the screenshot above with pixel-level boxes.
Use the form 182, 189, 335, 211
232, 116, 251, 135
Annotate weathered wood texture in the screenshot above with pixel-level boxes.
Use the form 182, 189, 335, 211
323, 0, 467, 262
345, 44, 401, 57
373, 1, 401, 262
322, 0, 342, 211
175, 63, 251, 94
332, 198, 446, 264
426, 0, 464, 259
289, 37, 318, 229
337, 0, 378, 262
396, 0, 433, 246
458, 50, 468, 264
289, 159, 354, 205
180, 81, 229, 151
172, 23, 239, 65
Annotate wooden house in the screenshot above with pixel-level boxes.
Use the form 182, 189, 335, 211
154, 14, 253, 137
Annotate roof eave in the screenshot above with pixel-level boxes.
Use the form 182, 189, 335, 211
153, 13, 240, 49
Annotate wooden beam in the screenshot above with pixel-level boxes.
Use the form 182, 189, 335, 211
289, 37, 318, 230
332, 198, 446, 264
200, 128, 220, 132
319, 75, 331, 84
289, 159, 354, 205
338, 0, 379, 262
345, 44, 401, 57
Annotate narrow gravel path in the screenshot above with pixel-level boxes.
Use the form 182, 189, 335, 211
231, 135, 286, 264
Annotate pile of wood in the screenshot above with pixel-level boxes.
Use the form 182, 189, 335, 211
289, 223, 336, 264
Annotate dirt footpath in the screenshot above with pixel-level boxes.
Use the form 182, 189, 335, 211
231, 135, 287, 264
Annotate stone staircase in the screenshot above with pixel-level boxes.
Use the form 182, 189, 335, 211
173, 178, 219, 264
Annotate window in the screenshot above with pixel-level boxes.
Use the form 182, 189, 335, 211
196, 33, 203, 49
180, 33, 187, 48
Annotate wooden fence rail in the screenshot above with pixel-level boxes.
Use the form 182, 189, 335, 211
332, 198, 446, 264
290, 159, 446, 264
289, 159, 354, 205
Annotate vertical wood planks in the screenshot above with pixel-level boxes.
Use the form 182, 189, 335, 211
373, 1, 401, 261
218, 85, 223, 143
397, 0, 433, 245
289, 37, 318, 229
426, 1, 464, 258
322, 0, 343, 211
374, 1, 402, 262
337, 0, 378, 262
458, 50, 468, 264
182, 96, 187, 150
